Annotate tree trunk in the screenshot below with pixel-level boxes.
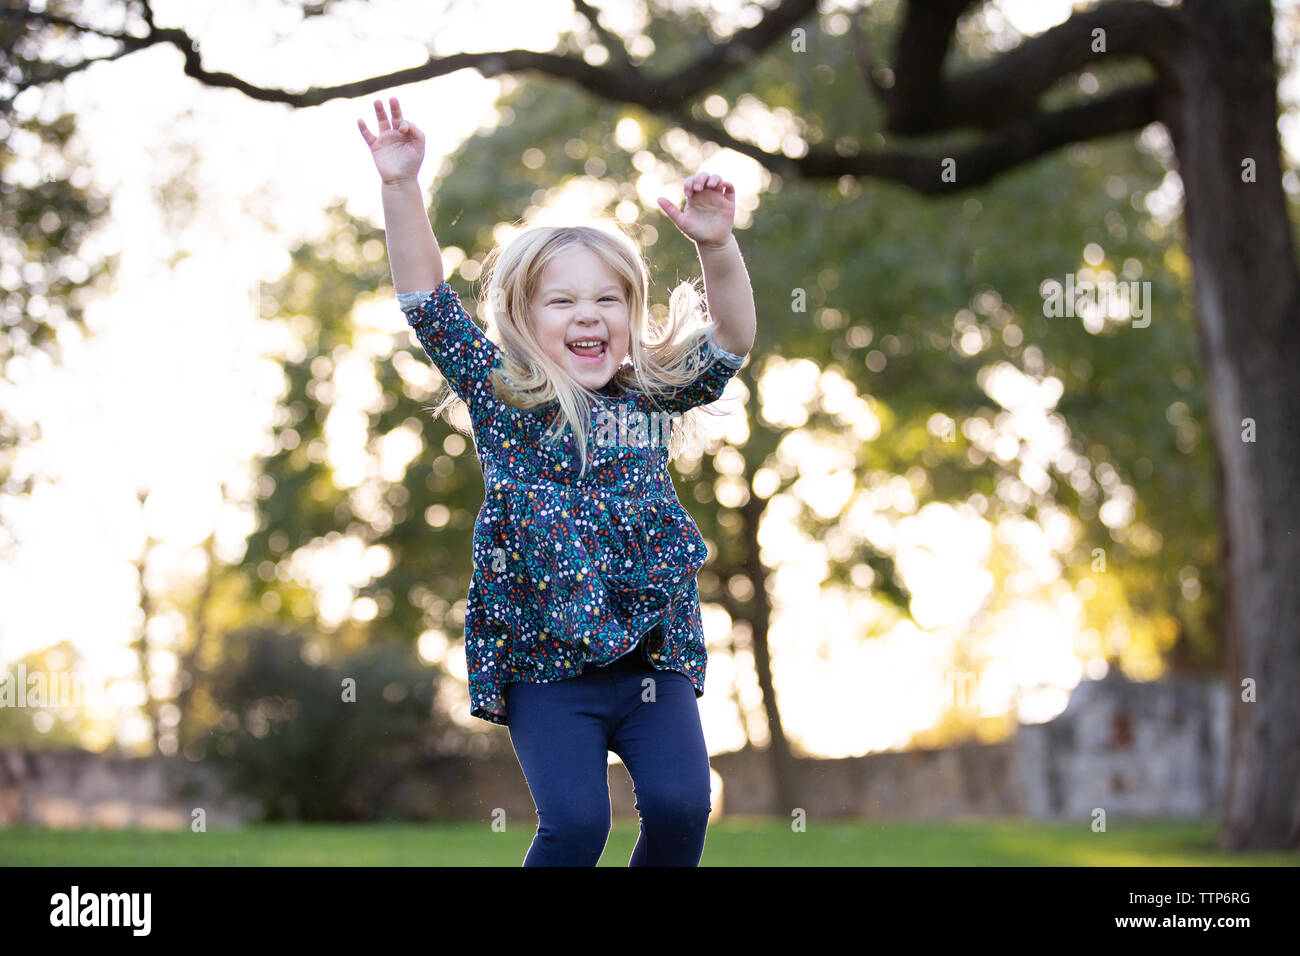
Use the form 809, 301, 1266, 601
1164, 0, 1300, 850
176, 529, 218, 752
131, 522, 162, 755
738, 487, 800, 816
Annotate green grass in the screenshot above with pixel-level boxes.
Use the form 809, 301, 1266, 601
2, 817, 1296, 865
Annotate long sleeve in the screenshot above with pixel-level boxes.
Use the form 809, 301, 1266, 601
642, 327, 749, 414
398, 282, 501, 410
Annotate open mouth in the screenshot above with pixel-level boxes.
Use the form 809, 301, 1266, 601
567, 340, 607, 363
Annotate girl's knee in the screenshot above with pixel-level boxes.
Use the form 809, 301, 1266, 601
538, 805, 611, 849
637, 788, 712, 829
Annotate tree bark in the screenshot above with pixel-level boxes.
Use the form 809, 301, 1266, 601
739, 481, 800, 815
131, 489, 163, 755
1163, 0, 1300, 850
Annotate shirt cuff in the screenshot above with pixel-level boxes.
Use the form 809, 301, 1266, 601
396, 289, 439, 309
708, 336, 748, 368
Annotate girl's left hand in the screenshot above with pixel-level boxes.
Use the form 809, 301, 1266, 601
657, 173, 735, 247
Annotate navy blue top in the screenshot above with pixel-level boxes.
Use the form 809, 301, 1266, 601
397, 281, 747, 725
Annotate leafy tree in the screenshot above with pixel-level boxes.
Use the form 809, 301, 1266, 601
0, 4, 115, 535
7, 0, 1297, 848
203, 625, 444, 821
243, 39, 1208, 818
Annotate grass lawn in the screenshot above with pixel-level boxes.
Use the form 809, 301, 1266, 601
2, 817, 1296, 865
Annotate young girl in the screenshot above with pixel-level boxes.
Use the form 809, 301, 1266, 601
359, 96, 756, 866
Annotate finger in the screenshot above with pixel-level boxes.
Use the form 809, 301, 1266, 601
390, 97, 403, 125
706, 174, 721, 189
357, 119, 375, 147
720, 181, 734, 197
373, 98, 390, 132
656, 196, 683, 226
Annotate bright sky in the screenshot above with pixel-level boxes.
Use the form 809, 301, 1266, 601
2, 0, 1273, 758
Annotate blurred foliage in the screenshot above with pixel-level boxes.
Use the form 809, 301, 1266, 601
0, 0, 1288, 783
0, 0, 1229, 759
0, 2, 116, 518
0, 641, 101, 749
239, 207, 478, 654
199, 625, 444, 821
234, 2, 1224, 759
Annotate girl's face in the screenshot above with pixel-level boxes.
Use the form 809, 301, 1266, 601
528, 245, 631, 391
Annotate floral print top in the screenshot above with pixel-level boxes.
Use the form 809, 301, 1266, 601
397, 282, 747, 726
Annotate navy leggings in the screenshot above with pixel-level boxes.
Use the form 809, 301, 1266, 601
503, 640, 712, 866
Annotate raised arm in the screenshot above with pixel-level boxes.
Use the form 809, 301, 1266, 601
695, 233, 756, 360
657, 172, 757, 359
383, 179, 443, 293
358, 97, 443, 293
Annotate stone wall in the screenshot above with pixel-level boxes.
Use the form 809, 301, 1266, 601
0, 669, 1229, 828
1015, 668, 1230, 819
0, 747, 259, 828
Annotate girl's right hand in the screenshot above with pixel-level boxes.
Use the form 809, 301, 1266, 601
358, 96, 425, 185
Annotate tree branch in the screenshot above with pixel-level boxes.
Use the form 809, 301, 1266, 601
4, 0, 1175, 198
664, 81, 1161, 193
650, 0, 819, 107
851, 8, 893, 106
1, 6, 144, 42
2, 8, 652, 109
5, 0, 817, 111
885, 0, 1182, 134
884, 0, 980, 131
572, 0, 632, 67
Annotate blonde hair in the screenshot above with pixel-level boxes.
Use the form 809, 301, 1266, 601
426, 219, 737, 477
